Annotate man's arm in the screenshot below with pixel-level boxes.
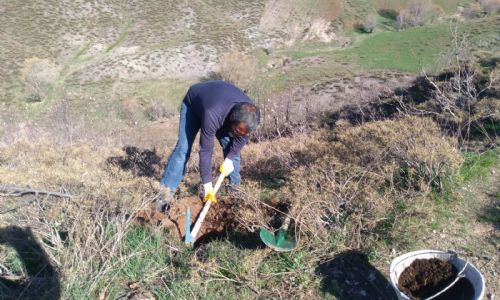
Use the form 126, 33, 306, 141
227, 135, 249, 160
199, 116, 217, 184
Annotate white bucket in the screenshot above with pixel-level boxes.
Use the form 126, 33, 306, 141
389, 250, 485, 300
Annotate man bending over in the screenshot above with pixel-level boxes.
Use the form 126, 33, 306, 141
157, 80, 260, 211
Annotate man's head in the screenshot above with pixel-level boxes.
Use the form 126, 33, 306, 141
228, 103, 260, 137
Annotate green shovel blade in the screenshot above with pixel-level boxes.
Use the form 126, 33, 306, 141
259, 228, 297, 252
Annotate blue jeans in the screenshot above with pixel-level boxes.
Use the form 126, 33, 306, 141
160, 99, 241, 191
216, 131, 241, 185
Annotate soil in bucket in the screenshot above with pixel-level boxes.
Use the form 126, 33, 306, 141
397, 258, 475, 300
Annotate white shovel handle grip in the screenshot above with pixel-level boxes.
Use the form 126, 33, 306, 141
213, 172, 225, 194
190, 173, 225, 241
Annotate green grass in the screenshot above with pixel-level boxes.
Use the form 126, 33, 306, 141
428, 148, 499, 228
64, 225, 179, 299
335, 14, 500, 72
376, 13, 398, 31
459, 148, 499, 183
275, 42, 339, 60
336, 0, 376, 25
66, 227, 321, 299
4, 249, 25, 275
264, 16, 499, 89
129, 79, 190, 108
118, 226, 172, 282
370, 147, 499, 254
335, 24, 451, 72
431, 148, 499, 204
372, 199, 407, 245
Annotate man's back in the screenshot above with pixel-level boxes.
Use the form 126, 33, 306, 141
187, 81, 252, 124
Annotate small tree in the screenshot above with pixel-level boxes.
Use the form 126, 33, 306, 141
396, 12, 406, 29
363, 14, 377, 33
396, 0, 439, 29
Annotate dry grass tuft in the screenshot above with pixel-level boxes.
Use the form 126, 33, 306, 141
0, 141, 157, 197
334, 116, 462, 191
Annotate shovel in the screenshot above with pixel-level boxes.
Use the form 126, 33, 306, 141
185, 172, 225, 244
259, 216, 297, 252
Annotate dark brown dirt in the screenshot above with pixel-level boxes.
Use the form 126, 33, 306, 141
398, 258, 475, 300
136, 195, 238, 241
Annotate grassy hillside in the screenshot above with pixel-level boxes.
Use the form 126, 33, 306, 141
0, 2, 499, 298
0, 1, 267, 106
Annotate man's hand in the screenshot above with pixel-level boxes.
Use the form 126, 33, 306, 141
203, 182, 217, 204
219, 158, 234, 177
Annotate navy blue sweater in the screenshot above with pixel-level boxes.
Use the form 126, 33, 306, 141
186, 81, 253, 184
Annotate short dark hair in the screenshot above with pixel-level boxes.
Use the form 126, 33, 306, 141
229, 103, 260, 132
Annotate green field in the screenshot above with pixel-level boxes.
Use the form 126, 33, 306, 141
272, 15, 500, 76
335, 24, 451, 72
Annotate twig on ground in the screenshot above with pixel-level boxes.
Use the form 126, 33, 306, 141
0, 185, 74, 198
0, 274, 24, 281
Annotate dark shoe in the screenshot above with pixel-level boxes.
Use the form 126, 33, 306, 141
225, 183, 241, 195
155, 198, 170, 213
155, 186, 173, 213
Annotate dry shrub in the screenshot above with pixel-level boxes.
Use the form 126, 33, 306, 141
462, 0, 500, 18
48, 97, 83, 146
230, 182, 280, 232
397, 1, 441, 29
472, 97, 500, 121
334, 52, 498, 147
334, 116, 462, 190
218, 49, 257, 89
146, 100, 176, 121
277, 117, 462, 247
20, 57, 60, 99
363, 14, 377, 33
242, 132, 328, 180
2, 191, 155, 297
250, 88, 314, 141
470, 97, 500, 138
479, 0, 500, 14
121, 97, 144, 126
47, 196, 152, 295
220, 132, 332, 234
415, 44, 499, 144
462, 3, 484, 19
233, 116, 462, 248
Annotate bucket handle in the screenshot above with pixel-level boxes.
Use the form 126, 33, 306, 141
424, 260, 469, 300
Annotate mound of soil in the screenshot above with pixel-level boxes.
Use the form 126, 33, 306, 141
136, 195, 238, 241
398, 258, 475, 300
